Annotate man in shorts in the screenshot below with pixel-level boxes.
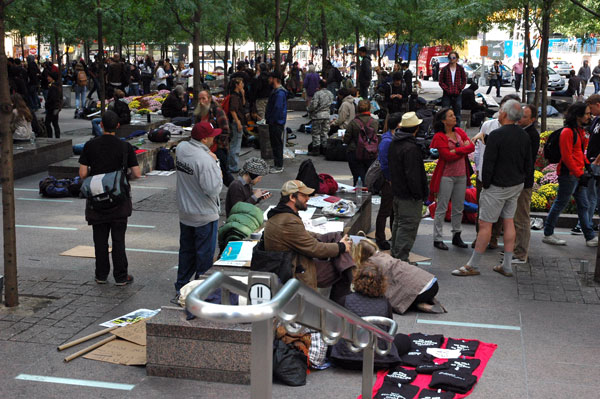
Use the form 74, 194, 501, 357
452, 99, 532, 277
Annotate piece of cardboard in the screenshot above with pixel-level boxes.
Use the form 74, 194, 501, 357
408, 252, 431, 263
111, 320, 147, 346
60, 245, 111, 258
83, 339, 146, 365
367, 228, 392, 240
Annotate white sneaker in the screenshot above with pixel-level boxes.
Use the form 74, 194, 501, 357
270, 166, 284, 174
586, 237, 598, 247
542, 235, 567, 246
512, 258, 527, 264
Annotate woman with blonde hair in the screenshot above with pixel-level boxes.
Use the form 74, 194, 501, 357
353, 239, 444, 313
11, 93, 33, 141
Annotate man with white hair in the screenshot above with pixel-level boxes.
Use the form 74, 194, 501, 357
453, 100, 532, 277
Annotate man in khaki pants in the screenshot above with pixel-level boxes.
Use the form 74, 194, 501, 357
512, 104, 540, 263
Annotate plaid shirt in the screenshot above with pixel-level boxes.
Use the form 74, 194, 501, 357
438, 64, 467, 96
308, 332, 328, 369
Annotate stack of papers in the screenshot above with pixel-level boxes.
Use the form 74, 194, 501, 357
304, 220, 344, 235
214, 241, 257, 266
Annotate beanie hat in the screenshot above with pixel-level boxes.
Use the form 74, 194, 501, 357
242, 157, 269, 176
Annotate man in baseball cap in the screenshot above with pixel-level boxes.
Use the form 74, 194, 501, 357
263, 180, 353, 302
174, 121, 223, 301
225, 157, 272, 217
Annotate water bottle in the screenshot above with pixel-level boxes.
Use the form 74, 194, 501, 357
356, 177, 363, 201
30, 134, 35, 146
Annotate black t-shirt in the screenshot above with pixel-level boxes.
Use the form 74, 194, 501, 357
445, 338, 479, 357
446, 358, 480, 374
79, 134, 138, 176
375, 382, 419, 399
429, 370, 478, 394
383, 366, 417, 384
410, 333, 444, 350
400, 349, 435, 367
587, 116, 600, 161
418, 388, 455, 399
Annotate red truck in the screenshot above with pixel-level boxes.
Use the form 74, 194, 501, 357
417, 45, 452, 80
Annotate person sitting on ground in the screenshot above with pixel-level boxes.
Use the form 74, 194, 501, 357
264, 180, 353, 302
11, 93, 33, 141
162, 85, 188, 118
225, 157, 272, 217
552, 70, 580, 97
329, 264, 409, 370
352, 240, 443, 314
91, 90, 130, 137
461, 82, 485, 113
330, 87, 356, 131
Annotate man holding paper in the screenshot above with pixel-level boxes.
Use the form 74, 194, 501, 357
264, 180, 354, 303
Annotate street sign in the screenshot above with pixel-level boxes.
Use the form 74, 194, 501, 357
480, 46, 488, 57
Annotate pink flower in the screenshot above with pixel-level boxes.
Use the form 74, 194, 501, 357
540, 171, 558, 184
542, 164, 557, 173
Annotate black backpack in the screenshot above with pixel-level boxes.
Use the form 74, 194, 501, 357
156, 147, 175, 170
148, 128, 171, 142
544, 127, 579, 164
295, 159, 320, 192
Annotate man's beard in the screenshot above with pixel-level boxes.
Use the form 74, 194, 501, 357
295, 198, 307, 211
198, 102, 210, 118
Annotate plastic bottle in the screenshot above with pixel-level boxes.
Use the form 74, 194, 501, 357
30, 134, 35, 146
356, 177, 363, 201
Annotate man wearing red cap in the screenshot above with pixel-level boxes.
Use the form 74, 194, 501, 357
174, 122, 223, 298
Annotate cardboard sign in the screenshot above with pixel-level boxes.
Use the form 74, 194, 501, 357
60, 245, 111, 258
84, 339, 146, 365
100, 309, 160, 328
111, 320, 147, 346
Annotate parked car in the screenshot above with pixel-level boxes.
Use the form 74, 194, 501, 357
463, 63, 475, 83
549, 60, 574, 77
546, 66, 565, 91
472, 64, 513, 86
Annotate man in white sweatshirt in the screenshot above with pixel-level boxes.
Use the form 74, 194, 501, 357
174, 122, 223, 296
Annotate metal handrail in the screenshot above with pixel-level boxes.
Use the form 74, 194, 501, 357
186, 271, 397, 345
185, 271, 398, 399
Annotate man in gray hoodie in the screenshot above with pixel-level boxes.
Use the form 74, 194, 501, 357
175, 121, 223, 296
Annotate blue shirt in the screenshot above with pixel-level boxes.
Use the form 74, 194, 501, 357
265, 86, 288, 126
378, 130, 394, 180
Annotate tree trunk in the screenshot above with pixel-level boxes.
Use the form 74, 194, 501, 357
37, 27, 41, 64
201, 29, 205, 79
407, 38, 412, 62
0, 0, 18, 307
232, 40, 236, 69
133, 41, 136, 62
192, 5, 201, 107
223, 21, 232, 87
320, 6, 327, 71
539, 0, 552, 131
19, 33, 25, 61
274, 0, 281, 72
264, 22, 268, 61
97, 0, 105, 115
394, 27, 400, 63
522, 2, 530, 102
376, 30, 381, 68
355, 26, 360, 81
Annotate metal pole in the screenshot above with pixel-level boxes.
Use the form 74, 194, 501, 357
251, 318, 273, 399
361, 340, 375, 399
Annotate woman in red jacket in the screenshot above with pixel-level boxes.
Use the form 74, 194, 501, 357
429, 108, 475, 250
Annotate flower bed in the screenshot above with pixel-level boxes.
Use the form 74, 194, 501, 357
98, 90, 170, 114
423, 130, 577, 214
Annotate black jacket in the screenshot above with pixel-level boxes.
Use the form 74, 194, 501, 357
45, 82, 61, 111
358, 56, 372, 86
110, 99, 131, 125
254, 74, 272, 99
586, 115, 600, 162
482, 123, 532, 189
161, 93, 186, 118
388, 130, 428, 201
524, 123, 540, 188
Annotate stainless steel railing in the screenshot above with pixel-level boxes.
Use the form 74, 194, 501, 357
186, 271, 398, 399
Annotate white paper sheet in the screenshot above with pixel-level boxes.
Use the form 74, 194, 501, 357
307, 195, 333, 208
305, 221, 344, 235
336, 183, 356, 193
349, 235, 369, 245
264, 205, 315, 222
146, 170, 175, 176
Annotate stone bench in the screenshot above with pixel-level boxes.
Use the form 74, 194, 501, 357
146, 306, 252, 384
13, 138, 73, 179
288, 97, 306, 111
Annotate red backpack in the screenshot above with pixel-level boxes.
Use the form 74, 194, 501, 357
318, 173, 339, 195
355, 117, 378, 161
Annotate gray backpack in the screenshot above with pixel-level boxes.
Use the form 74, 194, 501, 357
365, 159, 385, 194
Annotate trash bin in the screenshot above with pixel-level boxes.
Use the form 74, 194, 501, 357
257, 124, 273, 160
62, 85, 72, 108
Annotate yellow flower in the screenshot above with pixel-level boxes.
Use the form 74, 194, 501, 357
540, 130, 553, 140
531, 192, 548, 211
537, 183, 559, 199
128, 100, 141, 110
137, 108, 151, 115
424, 162, 437, 174
534, 170, 544, 183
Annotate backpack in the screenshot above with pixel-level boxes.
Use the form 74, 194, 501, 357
148, 128, 171, 143
39, 176, 72, 198
77, 70, 87, 87
355, 117, 379, 161
156, 147, 175, 170
318, 173, 338, 195
295, 159, 320, 192
221, 95, 231, 115
544, 127, 578, 164
365, 159, 385, 194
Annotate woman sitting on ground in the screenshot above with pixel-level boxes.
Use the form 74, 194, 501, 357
330, 264, 409, 370
225, 157, 272, 217
353, 239, 444, 314
11, 93, 33, 141
161, 85, 188, 118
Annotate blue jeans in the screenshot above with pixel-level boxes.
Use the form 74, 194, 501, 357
441, 93, 463, 126
227, 122, 242, 173
576, 164, 600, 229
175, 221, 218, 292
594, 81, 600, 94
74, 85, 87, 110
544, 174, 595, 240
128, 83, 140, 96
91, 117, 102, 136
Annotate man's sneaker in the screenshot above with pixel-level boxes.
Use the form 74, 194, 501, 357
542, 235, 567, 245
512, 258, 527, 264
95, 278, 107, 284
115, 275, 134, 286
170, 293, 181, 305
586, 237, 598, 247
571, 226, 583, 235
270, 166, 284, 174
